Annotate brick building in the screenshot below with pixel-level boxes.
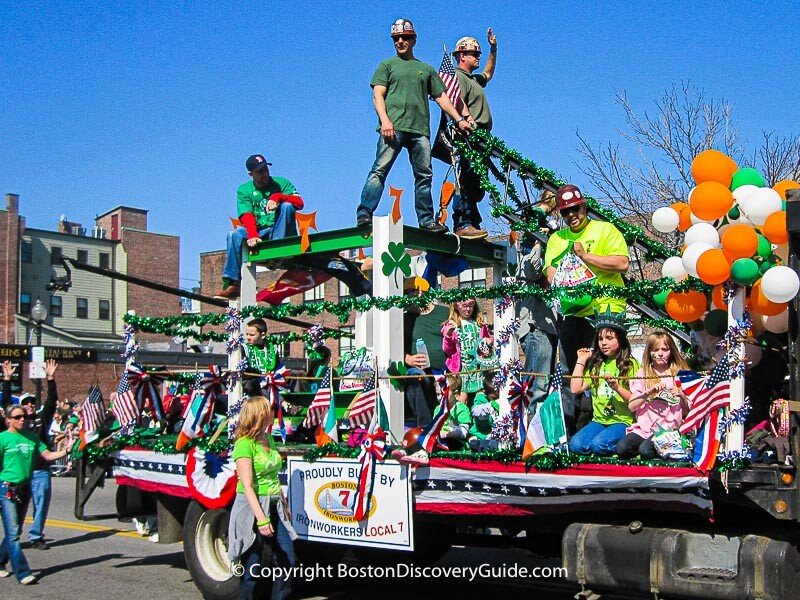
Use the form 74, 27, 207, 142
0, 194, 181, 400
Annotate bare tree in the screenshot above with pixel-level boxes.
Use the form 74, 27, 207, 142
576, 81, 800, 238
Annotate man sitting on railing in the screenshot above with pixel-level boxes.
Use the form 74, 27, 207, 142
544, 184, 629, 432
215, 154, 304, 299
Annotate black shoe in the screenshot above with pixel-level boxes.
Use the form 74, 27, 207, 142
356, 216, 371, 228
30, 540, 48, 550
421, 222, 448, 233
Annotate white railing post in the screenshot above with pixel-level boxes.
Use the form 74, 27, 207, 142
726, 286, 746, 453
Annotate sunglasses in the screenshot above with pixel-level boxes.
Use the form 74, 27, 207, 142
8, 415, 25, 421
393, 35, 416, 41
461, 51, 482, 57
559, 205, 583, 215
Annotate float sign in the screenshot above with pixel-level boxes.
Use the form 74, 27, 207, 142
287, 457, 413, 550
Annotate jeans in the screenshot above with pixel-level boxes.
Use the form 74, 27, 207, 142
239, 504, 296, 600
0, 482, 32, 582
616, 432, 657, 459
357, 132, 435, 226
451, 154, 485, 231
569, 421, 628, 455
557, 316, 596, 433
222, 203, 298, 282
522, 327, 557, 406
29, 468, 51, 542
404, 368, 433, 427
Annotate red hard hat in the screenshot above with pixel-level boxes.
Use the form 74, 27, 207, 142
390, 18, 416, 38
555, 184, 586, 210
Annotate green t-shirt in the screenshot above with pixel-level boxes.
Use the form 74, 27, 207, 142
455, 68, 492, 130
232, 436, 282, 497
544, 219, 630, 317
245, 343, 278, 374
433, 401, 472, 436
584, 357, 639, 426
236, 177, 298, 230
0, 430, 47, 484
407, 304, 449, 371
370, 56, 447, 137
469, 392, 499, 440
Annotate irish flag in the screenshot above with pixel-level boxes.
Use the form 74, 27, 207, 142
523, 362, 568, 459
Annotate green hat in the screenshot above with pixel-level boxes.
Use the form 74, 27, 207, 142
588, 306, 628, 334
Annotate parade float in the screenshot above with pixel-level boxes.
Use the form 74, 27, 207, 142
72, 133, 800, 600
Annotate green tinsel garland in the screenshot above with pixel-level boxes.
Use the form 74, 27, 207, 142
125, 277, 703, 334
72, 428, 232, 463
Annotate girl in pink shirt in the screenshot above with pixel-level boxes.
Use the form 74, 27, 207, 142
616, 331, 689, 459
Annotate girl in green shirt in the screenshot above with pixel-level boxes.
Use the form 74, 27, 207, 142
568, 316, 638, 455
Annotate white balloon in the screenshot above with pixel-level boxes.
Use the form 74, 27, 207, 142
763, 309, 789, 334
662, 256, 688, 281
733, 184, 759, 206
746, 188, 783, 226
689, 212, 716, 225
684, 223, 720, 247
652, 207, 680, 233
760, 265, 800, 303
744, 341, 763, 367
682, 242, 713, 278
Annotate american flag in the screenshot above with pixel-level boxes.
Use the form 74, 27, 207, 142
345, 370, 378, 428
678, 359, 731, 434
438, 50, 463, 113
303, 367, 333, 428
418, 377, 451, 453
81, 386, 106, 434
549, 361, 564, 395
113, 370, 140, 429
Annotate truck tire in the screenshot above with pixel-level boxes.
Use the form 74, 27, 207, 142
183, 500, 238, 600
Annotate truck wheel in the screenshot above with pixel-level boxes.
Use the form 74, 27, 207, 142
183, 500, 238, 600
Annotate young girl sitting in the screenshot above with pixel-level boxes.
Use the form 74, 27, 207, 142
442, 299, 493, 397
616, 331, 689, 459
568, 312, 638, 455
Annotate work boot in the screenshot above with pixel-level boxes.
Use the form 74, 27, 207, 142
356, 215, 372, 228
420, 222, 448, 233
455, 225, 488, 240
213, 283, 240, 299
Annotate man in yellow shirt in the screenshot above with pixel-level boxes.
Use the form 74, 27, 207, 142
544, 184, 629, 431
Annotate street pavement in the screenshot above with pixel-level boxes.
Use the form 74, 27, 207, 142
0, 475, 612, 599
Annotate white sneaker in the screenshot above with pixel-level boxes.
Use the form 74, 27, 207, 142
20, 575, 36, 585
399, 449, 430, 466
0, 568, 10, 578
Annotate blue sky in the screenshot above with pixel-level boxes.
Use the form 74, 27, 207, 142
2, 1, 797, 286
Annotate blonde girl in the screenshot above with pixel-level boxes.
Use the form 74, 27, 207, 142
442, 298, 493, 394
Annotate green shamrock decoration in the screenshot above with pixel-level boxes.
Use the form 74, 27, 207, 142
381, 241, 412, 287
386, 360, 408, 391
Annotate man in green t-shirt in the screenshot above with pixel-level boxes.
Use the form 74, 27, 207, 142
215, 154, 305, 299
356, 18, 473, 233
543, 184, 629, 431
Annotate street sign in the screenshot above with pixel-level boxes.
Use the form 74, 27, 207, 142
0, 344, 97, 363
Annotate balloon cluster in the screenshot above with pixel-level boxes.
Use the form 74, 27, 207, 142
652, 149, 799, 336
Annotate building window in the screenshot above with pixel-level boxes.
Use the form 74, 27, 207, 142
50, 296, 62, 317
339, 326, 355, 356
50, 246, 63, 265
458, 267, 487, 289
76, 298, 88, 319
339, 280, 351, 300
99, 299, 110, 320
21, 240, 32, 263
20, 293, 31, 315
99, 252, 110, 269
77, 249, 89, 264
303, 284, 325, 303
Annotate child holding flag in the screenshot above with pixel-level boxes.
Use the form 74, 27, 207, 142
616, 331, 689, 459
568, 311, 638, 455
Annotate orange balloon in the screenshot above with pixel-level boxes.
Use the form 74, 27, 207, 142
689, 181, 734, 221
721, 224, 758, 261
691, 149, 738, 186
695, 249, 731, 285
671, 202, 693, 232
762, 211, 788, 245
749, 280, 787, 317
665, 290, 708, 323
712, 284, 728, 309
773, 180, 800, 200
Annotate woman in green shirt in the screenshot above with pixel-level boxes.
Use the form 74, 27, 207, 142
228, 396, 295, 599
0, 404, 68, 584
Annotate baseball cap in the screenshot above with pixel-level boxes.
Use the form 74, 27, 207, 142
19, 393, 36, 405
245, 154, 272, 172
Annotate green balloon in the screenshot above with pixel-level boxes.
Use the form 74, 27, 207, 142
757, 234, 771, 258
704, 309, 728, 337
653, 289, 670, 310
727, 206, 741, 220
730, 258, 760, 285
731, 167, 766, 191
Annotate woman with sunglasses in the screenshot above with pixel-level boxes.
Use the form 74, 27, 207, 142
442, 298, 493, 397
0, 404, 68, 585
